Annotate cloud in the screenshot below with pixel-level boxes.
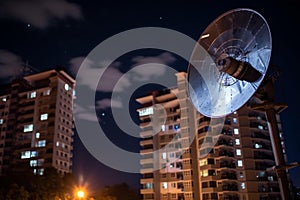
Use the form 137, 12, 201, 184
97, 66, 131, 92
132, 52, 176, 66
70, 52, 177, 114
73, 104, 99, 122
131, 52, 176, 81
69, 56, 86, 77
96, 98, 123, 109
0, 49, 24, 80
69, 56, 130, 92
0, 0, 83, 29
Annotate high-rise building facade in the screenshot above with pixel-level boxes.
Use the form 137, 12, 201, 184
0, 69, 75, 176
137, 72, 290, 200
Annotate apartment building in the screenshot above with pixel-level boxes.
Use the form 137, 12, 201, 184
0, 69, 75, 176
137, 72, 289, 200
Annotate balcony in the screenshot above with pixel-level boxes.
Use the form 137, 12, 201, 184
140, 139, 153, 146
221, 129, 233, 136
140, 148, 153, 154
251, 132, 270, 140
140, 188, 154, 194
219, 150, 234, 157
220, 172, 237, 180
216, 139, 234, 147
253, 151, 274, 160
140, 158, 154, 165
220, 162, 236, 169
140, 167, 154, 174
258, 185, 280, 192
221, 184, 238, 191
219, 194, 240, 200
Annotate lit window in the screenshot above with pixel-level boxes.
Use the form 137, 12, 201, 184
255, 143, 262, 149
162, 182, 168, 189
38, 159, 44, 166
240, 172, 244, 178
174, 124, 180, 131
200, 159, 208, 166
268, 176, 274, 181
233, 111, 237, 114
233, 118, 237, 124
162, 152, 167, 159
235, 139, 240, 145
161, 125, 165, 131
280, 133, 283, 138
36, 140, 46, 147
30, 151, 38, 157
241, 182, 245, 189
28, 91, 36, 99
145, 183, 153, 189
24, 124, 33, 132
35, 132, 40, 138
64, 83, 70, 91
21, 151, 31, 159
38, 168, 44, 175
236, 149, 241, 156
1, 97, 7, 102
40, 113, 48, 121
238, 160, 243, 167
139, 107, 153, 116
0, 119, 3, 124
200, 169, 208, 177
258, 125, 264, 130
43, 89, 51, 96
56, 141, 59, 147
234, 128, 239, 135
30, 160, 37, 167
257, 171, 265, 177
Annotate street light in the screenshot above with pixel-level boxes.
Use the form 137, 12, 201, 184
77, 189, 85, 199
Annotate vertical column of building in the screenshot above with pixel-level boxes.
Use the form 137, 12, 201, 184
236, 106, 280, 200
196, 114, 238, 199
152, 92, 163, 200
9, 79, 39, 174
0, 87, 11, 175
138, 95, 155, 200
176, 72, 198, 200
51, 71, 75, 175
212, 112, 240, 200
152, 90, 182, 200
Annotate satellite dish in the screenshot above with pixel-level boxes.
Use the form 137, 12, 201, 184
187, 8, 272, 117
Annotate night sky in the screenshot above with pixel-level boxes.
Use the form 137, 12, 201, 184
0, 0, 299, 191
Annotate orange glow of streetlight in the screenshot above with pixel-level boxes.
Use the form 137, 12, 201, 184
77, 189, 85, 198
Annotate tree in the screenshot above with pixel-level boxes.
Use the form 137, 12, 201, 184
95, 183, 139, 200
5, 183, 29, 200
0, 167, 76, 200
28, 167, 76, 200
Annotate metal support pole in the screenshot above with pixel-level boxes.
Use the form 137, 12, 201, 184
252, 102, 297, 200
265, 107, 290, 200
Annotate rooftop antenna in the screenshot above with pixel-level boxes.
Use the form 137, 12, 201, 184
21, 60, 39, 77
187, 8, 298, 200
